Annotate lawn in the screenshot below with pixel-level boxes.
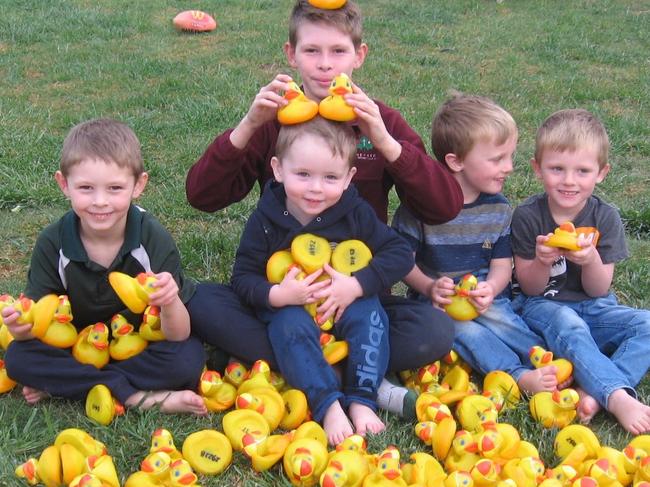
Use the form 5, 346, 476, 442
1, 0, 649, 485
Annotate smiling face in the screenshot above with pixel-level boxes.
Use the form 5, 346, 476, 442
55, 158, 147, 241
532, 147, 610, 222
449, 134, 517, 204
284, 21, 367, 101
271, 132, 356, 225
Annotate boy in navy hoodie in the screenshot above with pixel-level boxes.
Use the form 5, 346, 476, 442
231, 116, 413, 446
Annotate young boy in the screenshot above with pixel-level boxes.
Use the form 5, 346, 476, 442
2, 118, 207, 415
393, 94, 559, 394
232, 116, 414, 445
186, 0, 460, 415
511, 108, 650, 434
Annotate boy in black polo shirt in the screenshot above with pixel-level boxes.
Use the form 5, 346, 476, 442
2, 118, 207, 415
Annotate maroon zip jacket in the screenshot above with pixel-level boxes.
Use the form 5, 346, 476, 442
186, 100, 462, 225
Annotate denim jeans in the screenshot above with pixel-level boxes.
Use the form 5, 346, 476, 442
453, 298, 546, 381
512, 293, 650, 408
262, 296, 389, 422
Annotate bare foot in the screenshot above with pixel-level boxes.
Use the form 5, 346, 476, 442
22, 386, 49, 405
576, 388, 601, 424
517, 366, 558, 394
323, 400, 353, 446
126, 390, 208, 416
607, 389, 650, 435
348, 402, 385, 437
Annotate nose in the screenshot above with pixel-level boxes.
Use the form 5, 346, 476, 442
309, 177, 323, 192
562, 170, 576, 185
317, 53, 332, 72
93, 190, 108, 206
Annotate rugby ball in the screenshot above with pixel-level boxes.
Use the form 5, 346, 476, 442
173, 10, 217, 32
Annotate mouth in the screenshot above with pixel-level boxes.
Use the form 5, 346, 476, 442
88, 212, 113, 220
558, 190, 579, 196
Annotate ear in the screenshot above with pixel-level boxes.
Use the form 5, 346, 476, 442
270, 157, 283, 182
131, 172, 148, 199
596, 163, 610, 183
530, 158, 543, 180
54, 171, 69, 197
284, 41, 297, 68
343, 166, 357, 189
444, 153, 463, 173
354, 43, 368, 69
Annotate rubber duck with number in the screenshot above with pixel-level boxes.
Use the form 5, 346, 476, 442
72, 322, 110, 368
85, 384, 125, 425
529, 346, 573, 384
444, 274, 479, 321
182, 429, 232, 476
319, 73, 356, 122
277, 81, 319, 125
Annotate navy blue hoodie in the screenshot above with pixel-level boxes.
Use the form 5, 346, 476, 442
232, 180, 414, 310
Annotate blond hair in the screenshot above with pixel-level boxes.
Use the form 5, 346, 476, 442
288, 0, 363, 48
535, 109, 609, 169
431, 93, 517, 164
275, 116, 357, 167
60, 118, 144, 177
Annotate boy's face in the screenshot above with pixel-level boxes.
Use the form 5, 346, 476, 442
55, 159, 148, 239
447, 135, 517, 204
284, 21, 367, 101
532, 147, 609, 219
271, 134, 356, 226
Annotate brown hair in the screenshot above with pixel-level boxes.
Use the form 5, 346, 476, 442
535, 109, 609, 169
288, 0, 363, 48
275, 116, 357, 167
60, 118, 144, 177
431, 93, 517, 165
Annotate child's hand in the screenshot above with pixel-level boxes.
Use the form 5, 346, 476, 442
269, 267, 330, 308
430, 277, 455, 308
536, 234, 563, 266
469, 281, 495, 314
148, 272, 181, 308
314, 264, 363, 323
243, 74, 293, 128
1, 306, 33, 341
344, 82, 401, 161
564, 237, 600, 267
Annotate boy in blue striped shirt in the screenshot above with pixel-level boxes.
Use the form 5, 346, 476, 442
393, 93, 559, 394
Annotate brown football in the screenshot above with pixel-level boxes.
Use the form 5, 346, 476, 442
173, 10, 217, 32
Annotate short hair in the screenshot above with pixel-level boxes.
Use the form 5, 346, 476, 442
60, 118, 144, 177
288, 0, 363, 49
535, 109, 609, 169
275, 116, 357, 167
431, 93, 518, 164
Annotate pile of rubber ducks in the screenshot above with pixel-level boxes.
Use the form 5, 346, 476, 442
277, 73, 357, 125
14, 428, 118, 487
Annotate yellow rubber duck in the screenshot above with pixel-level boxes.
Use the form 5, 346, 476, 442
530, 388, 579, 428
139, 305, 165, 342
72, 323, 110, 369
54, 428, 107, 458
502, 457, 546, 487
291, 233, 332, 274
35, 444, 62, 487
529, 346, 573, 383
471, 458, 501, 487
444, 274, 479, 321
444, 430, 480, 474
414, 416, 456, 461
415, 394, 453, 423
545, 465, 578, 486
280, 388, 310, 430
244, 433, 292, 472
455, 394, 498, 433
308, 0, 347, 9
266, 249, 296, 283
588, 458, 622, 487
109, 313, 148, 360
320, 333, 349, 365
363, 446, 407, 486
182, 429, 232, 475
319, 73, 356, 122
416, 361, 441, 388
545, 222, 600, 252
84, 454, 120, 487
401, 452, 446, 487
13, 293, 59, 339
108, 271, 158, 314
68, 473, 104, 487
150, 429, 183, 461
224, 361, 249, 388
0, 294, 16, 349
223, 409, 270, 451
41, 295, 78, 349
483, 370, 521, 411
124, 470, 162, 487
554, 424, 601, 462
85, 384, 124, 425
283, 437, 329, 486
442, 471, 474, 487
59, 442, 86, 485
198, 369, 237, 412
596, 446, 631, 486
277, 81, 319, 125
168, 459, 199, 486
140, 451, 172, 482
623, 445, 647, 476
0, 358, 17, 393
15, 458, 39, 486
320, 449, 370, 487
330, 239, 372, 276
236, 386, 285, 430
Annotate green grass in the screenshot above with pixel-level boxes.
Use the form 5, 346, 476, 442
1, 0, 649, 484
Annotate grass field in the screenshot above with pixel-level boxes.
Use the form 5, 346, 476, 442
1, 0, 649, 485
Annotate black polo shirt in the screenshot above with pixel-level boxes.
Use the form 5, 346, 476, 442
25, 205, 195, 328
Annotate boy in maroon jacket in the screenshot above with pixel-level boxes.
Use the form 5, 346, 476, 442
185, 0, 462, 418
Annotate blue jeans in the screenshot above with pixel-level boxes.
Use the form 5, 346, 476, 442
262, 296, 389, 422
453, 298, 546, 381
512, 293, 650, 408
